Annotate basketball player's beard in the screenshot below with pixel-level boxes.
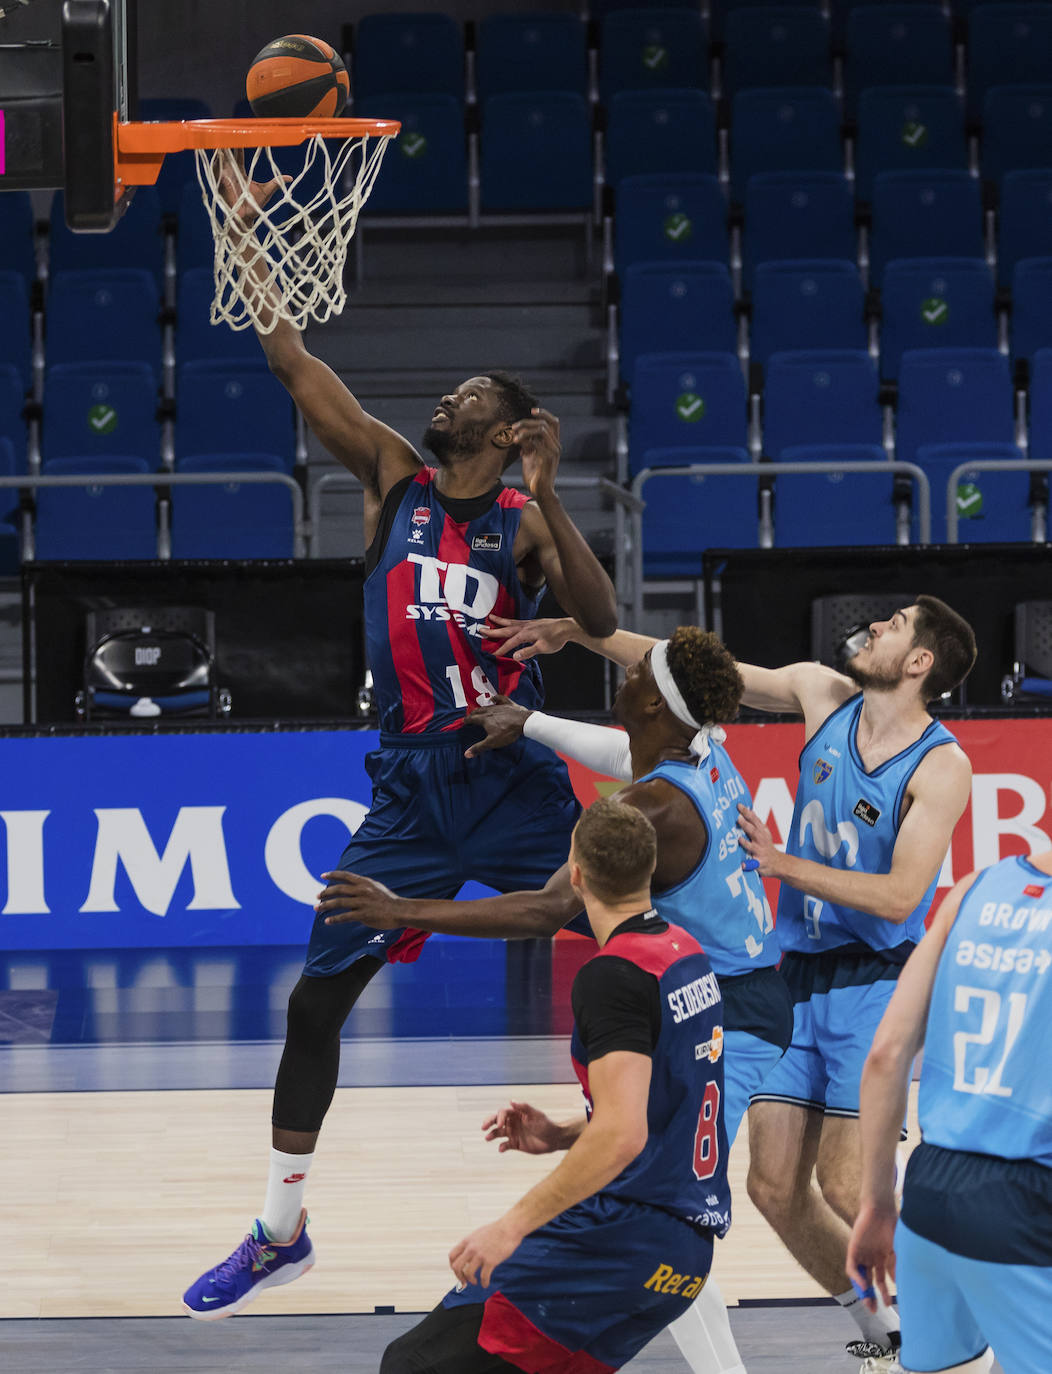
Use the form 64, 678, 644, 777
422, 419, 491, 464
843, 650, 910, 692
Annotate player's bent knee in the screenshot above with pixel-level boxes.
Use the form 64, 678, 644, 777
746, 1160, 793, 1224
379, 1332, 423, 1374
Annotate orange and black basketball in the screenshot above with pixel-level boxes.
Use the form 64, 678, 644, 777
246, 35, 349, 119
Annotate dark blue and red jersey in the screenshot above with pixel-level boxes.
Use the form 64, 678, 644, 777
570, 922, 732, 1237
364, 468, 546, 734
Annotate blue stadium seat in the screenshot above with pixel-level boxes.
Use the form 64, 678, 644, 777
47, 269, 161, 372
48, 189, 164, 284
0, 190, 37, 284
844, 6, 953, 116
879, 258, 997, 379
42, 362, 160, 465
730, 88, 843, 202
916, 441, 1032, 543
709, 0, 823, 44
0, 431, 16, 517
476, 13, 588, 104
620, 263, 737, 387
599, 8, 709, 105
481, 93, 592, 212
0, 365, 27, 474
176, 269, 266, 366
895, 349, 1015, 540
353, 13, 465, 102
830, 0, 945, 47
762, 350, 882, 458
999, 170, 1052, 288
982, 86, 1052, 186
967, 5, 1052, 123
1011, 258, 1052, 364
614, 174, 729, 275
176, 362, 295, 469
744, 173, 856, 290
854, 86, 967, 203
35, 455, 158, 560
773, 444, 899, 546
750, 261, 867, 370
357, 93, 468, 214
628, 351, 747, 472
636, 448, 759, 574
176, 178, 216, 274
1029, 346, 1052, 461
0, 272, 32, 391
605, 91, 717, 188
723, 7, 832, 102
170, 453, 294, 559
869, 171, 985, 278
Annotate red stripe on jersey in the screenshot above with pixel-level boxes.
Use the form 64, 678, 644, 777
386, 557, 436, 732
594, 924, 704, 979
479, 1292, 615, 1374
571, 1051, 591, 1104
437, 513, 495, 720
497, 485, 530, 510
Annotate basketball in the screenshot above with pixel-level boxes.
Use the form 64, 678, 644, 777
246, 34, 349, 119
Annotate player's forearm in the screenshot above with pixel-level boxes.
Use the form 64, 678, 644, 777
534, 491, 617, 638
523, 713, 633, 781
774, 852, 926, 924
572, 627, 660, 670
857, 1042, 913, 1207
392, 888, 575, 939
503, 1116, 644, 1239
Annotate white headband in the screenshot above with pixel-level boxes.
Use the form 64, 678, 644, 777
650, 640, 726, 763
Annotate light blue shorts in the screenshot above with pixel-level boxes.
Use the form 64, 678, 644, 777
723, 1028, 785, 1144
896, 1219, 1052, 1374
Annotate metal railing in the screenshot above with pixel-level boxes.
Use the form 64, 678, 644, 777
945, 459, 1052, 544
629, 460, 932, 629
0, 471, 307, 561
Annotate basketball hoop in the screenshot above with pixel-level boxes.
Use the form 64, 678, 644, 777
115, 117, 400, 332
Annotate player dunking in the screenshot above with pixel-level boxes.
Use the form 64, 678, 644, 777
182, 165, 617, 1319
381, 798, 733, 1374
319, 626, 791, 1374
848, 849, 1052, 1374
482, 598, 976, 1371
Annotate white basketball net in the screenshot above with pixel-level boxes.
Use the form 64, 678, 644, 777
195, 133, 393, 333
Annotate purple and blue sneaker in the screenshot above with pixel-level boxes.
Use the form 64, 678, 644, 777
182, 1209, 314, 1319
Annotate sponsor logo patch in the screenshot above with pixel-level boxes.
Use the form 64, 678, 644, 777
411, 506, 431, 526
853, 798, 881, 827
471, 533, 502, 551
813, 759, 833, 784
710, 766, 719, 782
1024, 883, 1046, 899
695, 1024, 724, 1064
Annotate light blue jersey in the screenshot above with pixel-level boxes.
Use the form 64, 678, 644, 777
919, 855, 1052, 1168
640, 747, 780, 976
779, 695, 957, 954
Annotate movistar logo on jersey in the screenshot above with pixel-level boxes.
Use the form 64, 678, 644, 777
813, 759, 834, 784
404, 552, 499, 637
799, 799, 860, 866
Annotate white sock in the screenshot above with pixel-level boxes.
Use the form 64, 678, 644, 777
836, 1285, 899, 1347
261, 1148, 313, 1243
668, 1279, 747, 1374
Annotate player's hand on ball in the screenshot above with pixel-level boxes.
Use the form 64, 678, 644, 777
449, 1217, 523, 1289
464, 697, 530, 758
481, 614, 576, 661
736, 804, 783, 877
316, 872, 402, 926
514, 408, 561, 500
482, 1100, 563, 1154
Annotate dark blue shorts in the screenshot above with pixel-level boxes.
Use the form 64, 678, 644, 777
443, 1193, 714, 1372
304, 731, 580, 977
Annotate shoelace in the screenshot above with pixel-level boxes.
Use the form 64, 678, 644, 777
213, 1232, 269, 1290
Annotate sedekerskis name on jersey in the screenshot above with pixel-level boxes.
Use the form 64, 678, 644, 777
667, 971, 721, 1024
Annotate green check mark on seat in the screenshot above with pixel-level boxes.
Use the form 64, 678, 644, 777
664, 213, 692, 242
402, 133, 428, 159
902, 121, 928, 148
642, 44, 668, 71
87, 404, 117, 434
676, 393, 705, 422
956, 482, 983, 518
921, 297, 948, 325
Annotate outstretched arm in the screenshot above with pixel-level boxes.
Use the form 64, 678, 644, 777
512, 411, 617, 639
315, 862, 580, 938
215, 155, 420, 507
846, 877, 971, 1309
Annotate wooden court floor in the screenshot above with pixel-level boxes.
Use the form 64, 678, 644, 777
7, 1082, 920, 1321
